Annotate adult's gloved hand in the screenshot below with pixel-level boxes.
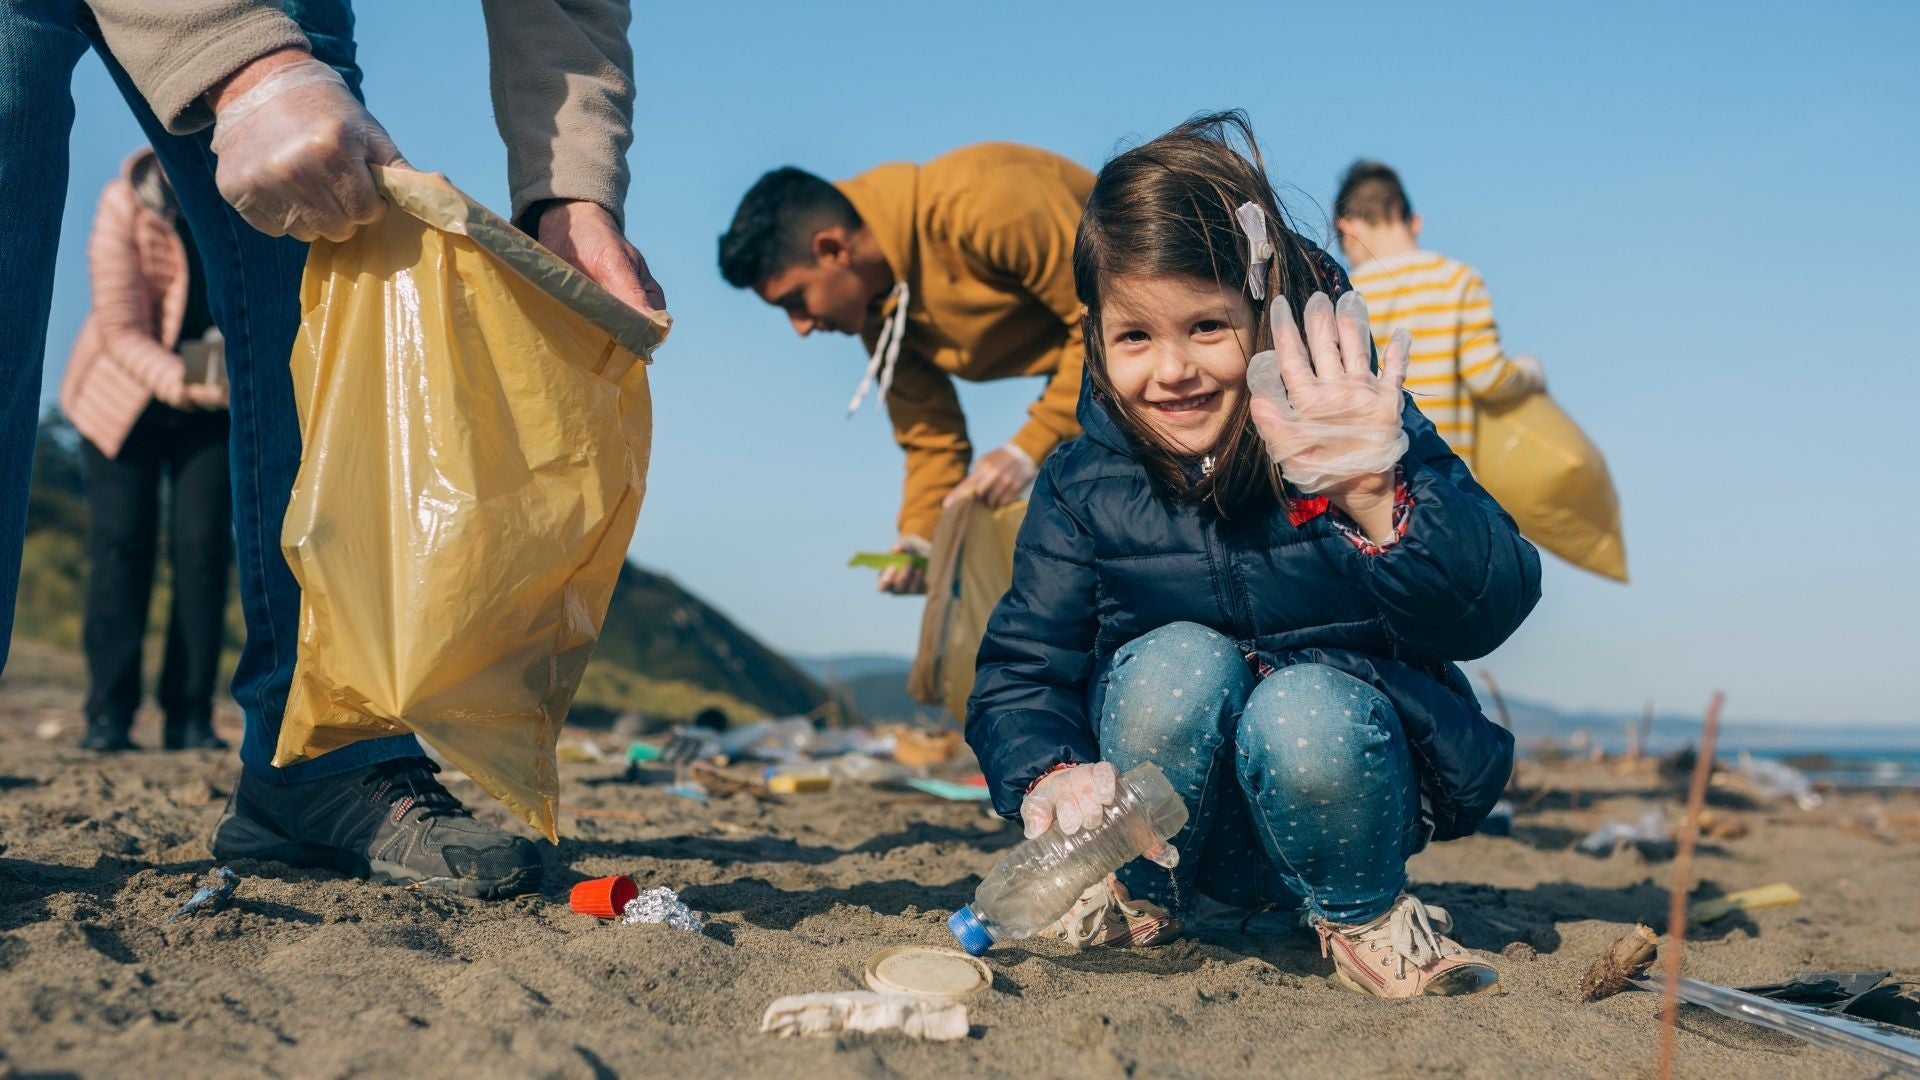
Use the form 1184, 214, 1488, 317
944, 444, 1035, 509
1246, 290, 1409, 494
876, 534, 931, 595
210, 54, 407, 242
1021, 762, 1180, 868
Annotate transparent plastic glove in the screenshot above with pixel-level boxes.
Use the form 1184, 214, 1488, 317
1246, 291, 1410, 494
211, 58, 407, 242
1021, 763, 1181, 868
945, 444, 1035, 509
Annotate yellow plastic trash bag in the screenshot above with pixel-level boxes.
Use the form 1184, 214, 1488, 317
273, 166, 669, 841
909, 493, 1027, 720
1472, 392, 1627, 583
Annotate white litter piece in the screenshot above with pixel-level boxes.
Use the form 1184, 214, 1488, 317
760, 991, 969, 1041
1576, 807, 1669, 856
1739, 751, 1823, 810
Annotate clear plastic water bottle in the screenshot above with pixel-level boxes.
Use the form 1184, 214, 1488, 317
947, 762, 1188, 956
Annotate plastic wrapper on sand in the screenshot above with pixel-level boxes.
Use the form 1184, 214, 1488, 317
760, 992, 970, 1041
271, 166, 669, 841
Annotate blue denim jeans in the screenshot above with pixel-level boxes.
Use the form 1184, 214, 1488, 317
1096, 622, 1425, 925
1, 0, 420, 781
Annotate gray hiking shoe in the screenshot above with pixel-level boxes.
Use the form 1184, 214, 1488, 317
209, 756, 542, 899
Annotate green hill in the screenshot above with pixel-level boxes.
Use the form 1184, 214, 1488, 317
564, 570, 834, 727
16, 411, 826, 726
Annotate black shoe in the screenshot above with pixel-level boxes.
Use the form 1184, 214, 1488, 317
163, 713, 229, 751
80, 716, 137, 752
208, 756, 542, 899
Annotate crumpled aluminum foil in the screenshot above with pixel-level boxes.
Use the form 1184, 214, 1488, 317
620, 886, 703, 932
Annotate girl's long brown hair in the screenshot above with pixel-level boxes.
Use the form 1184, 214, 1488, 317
1074, 110, 1331, 517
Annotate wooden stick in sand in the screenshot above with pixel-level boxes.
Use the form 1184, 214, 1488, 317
1580, 924, 1660, 1001
1655, 691, 1724, 1080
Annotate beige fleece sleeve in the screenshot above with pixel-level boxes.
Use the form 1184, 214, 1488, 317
86, 1, 310, 134
481, 0, 636, 231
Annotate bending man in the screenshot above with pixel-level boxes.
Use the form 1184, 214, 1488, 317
719, 144, 1092, 593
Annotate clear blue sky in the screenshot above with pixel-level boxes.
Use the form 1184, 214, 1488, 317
40, 1, 1917, 727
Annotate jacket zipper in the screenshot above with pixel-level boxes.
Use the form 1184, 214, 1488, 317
1203, 517, 1260, 661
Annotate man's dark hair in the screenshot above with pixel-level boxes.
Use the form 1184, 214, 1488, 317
717, 167, 862, 288
1333, 160, 1413, 225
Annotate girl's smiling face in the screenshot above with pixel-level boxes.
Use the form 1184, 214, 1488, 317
1098, 273, 1258, 456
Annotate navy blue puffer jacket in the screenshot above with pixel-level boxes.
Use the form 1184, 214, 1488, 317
966, 377, 1542, 841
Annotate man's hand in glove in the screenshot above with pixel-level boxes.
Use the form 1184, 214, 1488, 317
945, 445, 1036, 509
876, 535, 931, 595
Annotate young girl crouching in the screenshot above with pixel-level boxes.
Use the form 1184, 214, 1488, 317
965, 113, 1540, 998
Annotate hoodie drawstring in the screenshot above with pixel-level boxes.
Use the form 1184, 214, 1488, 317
847, 281, 911, 416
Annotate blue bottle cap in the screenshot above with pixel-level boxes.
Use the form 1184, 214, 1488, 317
947, 905, 994, 956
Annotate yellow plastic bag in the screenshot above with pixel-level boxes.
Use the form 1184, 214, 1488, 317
273, 167, 669, 840
909, 493, 1027, 720
1472, 392, 1627, 582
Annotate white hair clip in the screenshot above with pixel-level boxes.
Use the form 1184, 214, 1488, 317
1234, 201, 1273, 301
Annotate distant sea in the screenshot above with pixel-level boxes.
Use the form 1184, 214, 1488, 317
1739, 746, 1920, 790
1502, 709, 1920, 791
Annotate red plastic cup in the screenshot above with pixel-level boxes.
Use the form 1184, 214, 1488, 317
570, 874, 639, 919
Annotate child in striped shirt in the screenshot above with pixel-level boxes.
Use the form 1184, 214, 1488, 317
1333, 162, 1543, 458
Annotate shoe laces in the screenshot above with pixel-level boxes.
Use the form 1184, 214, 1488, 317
361, 757, 469, 822
1057, 877, 1153, 947
1326, 894, 1460, 978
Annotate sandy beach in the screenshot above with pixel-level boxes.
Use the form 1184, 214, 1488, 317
1, 641, 1915, 1079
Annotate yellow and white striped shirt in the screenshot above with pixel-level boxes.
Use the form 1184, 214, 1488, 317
1347, 250, 1538, 457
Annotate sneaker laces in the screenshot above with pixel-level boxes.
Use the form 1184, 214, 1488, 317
361, 757, 469, 822
1055, 877, 1157, 947
1325, 894, 1461, 978
1057, 881, 1116, 946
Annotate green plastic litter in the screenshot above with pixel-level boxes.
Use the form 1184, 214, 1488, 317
848, 551, 930, 571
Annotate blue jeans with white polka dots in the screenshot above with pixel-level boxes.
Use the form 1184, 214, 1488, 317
1095, 622, 1423, 925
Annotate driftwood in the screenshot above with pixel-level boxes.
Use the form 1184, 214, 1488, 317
1581, 924, 1660, 1002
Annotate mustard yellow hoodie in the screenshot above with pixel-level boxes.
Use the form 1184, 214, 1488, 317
836, 143, 1094, 540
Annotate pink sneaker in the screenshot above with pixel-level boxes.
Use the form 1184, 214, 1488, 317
1316, 894, 1499, 998
1045, 874, 1184, 948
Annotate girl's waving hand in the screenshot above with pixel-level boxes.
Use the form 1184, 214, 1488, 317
1246, 290, 1409, 495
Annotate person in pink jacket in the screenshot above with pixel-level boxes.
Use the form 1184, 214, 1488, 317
59, 149, 231, 752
